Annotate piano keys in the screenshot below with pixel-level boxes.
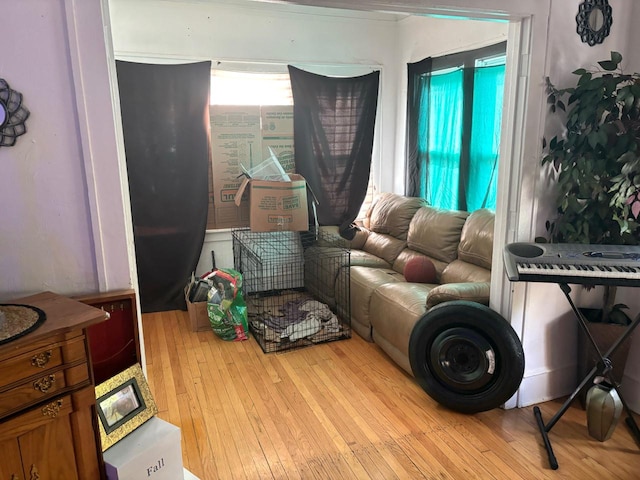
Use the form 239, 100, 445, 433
503, 242, 640, 286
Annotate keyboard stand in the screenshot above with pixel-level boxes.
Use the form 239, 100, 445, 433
534, 282, 640, 470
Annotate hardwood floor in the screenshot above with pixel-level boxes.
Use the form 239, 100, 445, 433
142, 309, 640, 479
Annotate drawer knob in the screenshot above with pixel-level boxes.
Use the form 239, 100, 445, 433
31, 350, 52, 368
33, 374, 56, 393
41, 399, 63, 418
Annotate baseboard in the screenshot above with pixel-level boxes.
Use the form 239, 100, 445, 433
517, 364, 576, 408
516, 364, 640, 414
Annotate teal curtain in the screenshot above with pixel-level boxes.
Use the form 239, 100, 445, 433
406, 58, 432, 197
406, 46, 505, 213
468, 64, 505, 210
426, 69, 463, 209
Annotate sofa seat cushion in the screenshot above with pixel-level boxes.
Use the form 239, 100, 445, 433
349, 249, 393, 269
349, 266, 405, 341
369, 283, 431, 375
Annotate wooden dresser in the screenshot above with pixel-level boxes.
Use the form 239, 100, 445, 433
0, 292, 108, 480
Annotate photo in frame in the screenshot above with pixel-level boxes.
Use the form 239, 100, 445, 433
95, 363, 158, 451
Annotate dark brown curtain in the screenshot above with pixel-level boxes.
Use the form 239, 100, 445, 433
288, 66, 379, 239
116, 61, 211, 312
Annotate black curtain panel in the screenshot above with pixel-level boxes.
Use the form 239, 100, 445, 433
288, 66, 379, 239
116, 61, 211, 313
405, 57, 432, 198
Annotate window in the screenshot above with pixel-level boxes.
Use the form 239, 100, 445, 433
210, 70, 292, 106
207, 66, 377, 228
406, 42, 506, 212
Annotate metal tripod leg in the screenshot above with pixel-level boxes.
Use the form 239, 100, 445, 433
534, 406, 558, 470
533, 283, 640, 469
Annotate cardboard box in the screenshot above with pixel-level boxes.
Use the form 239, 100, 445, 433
184, 286, 210, 332
235, 174, 309, 232
104, 416, 183, 480
260, 106, 294, 171
210, 106, 294, 229
210, 106, 261, 229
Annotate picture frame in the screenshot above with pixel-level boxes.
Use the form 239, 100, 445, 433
95, 363, 158, 451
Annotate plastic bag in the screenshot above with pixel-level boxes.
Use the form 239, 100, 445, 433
204, 268, 249, 341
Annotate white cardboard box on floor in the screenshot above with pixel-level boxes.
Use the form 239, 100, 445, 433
104, 416, 183, 480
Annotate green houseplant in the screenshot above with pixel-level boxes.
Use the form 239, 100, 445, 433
542, 51, 640, 401
543, 51, 640, 249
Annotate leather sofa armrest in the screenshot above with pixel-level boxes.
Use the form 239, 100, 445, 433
425, 282, 490, 309
350, 227, 370, 250
317, 225, 369, 249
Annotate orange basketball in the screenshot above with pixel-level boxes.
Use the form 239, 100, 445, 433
404, 256, 437, 283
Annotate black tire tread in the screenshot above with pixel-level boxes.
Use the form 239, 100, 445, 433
409, 301, 525, 414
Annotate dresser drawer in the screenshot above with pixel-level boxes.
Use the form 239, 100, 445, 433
0, 363, 89, 419
0, 337, 87, 391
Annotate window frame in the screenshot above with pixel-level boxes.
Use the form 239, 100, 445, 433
422, 41, 507, 211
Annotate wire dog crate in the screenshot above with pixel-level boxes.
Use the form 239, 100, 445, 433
232, 228, 350, 353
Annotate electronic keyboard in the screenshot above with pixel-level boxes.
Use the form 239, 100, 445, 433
503, 242, 640, 286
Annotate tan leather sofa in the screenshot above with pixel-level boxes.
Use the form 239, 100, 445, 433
305, 192, 495, 375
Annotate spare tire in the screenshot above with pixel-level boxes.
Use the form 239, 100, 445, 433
409, 301, 524, 413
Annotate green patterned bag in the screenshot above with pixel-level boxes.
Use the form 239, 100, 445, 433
205, 268, 249, 341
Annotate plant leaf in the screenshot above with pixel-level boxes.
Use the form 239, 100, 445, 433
578, 72, 593, 86
599, 60, 618, 71
611, 51, 623, 65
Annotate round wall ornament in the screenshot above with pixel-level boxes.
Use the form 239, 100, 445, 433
576, 0, 613, 47
0, 78, 30, 147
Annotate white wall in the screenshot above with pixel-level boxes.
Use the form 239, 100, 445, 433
0, 1, 95, 298
0, 0, 133, 299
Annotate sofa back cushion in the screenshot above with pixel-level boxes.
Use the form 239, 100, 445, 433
407, 206, 469, 263
364, 193, 427, 240
457, 208, 495, 270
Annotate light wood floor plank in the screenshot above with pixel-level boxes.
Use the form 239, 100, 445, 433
142, 310, 640, 479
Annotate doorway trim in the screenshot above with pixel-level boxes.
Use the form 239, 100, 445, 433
66, 0, 551, 406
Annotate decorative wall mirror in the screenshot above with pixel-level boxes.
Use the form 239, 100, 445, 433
0, 78, 30, 147
576, 0, 613, 46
